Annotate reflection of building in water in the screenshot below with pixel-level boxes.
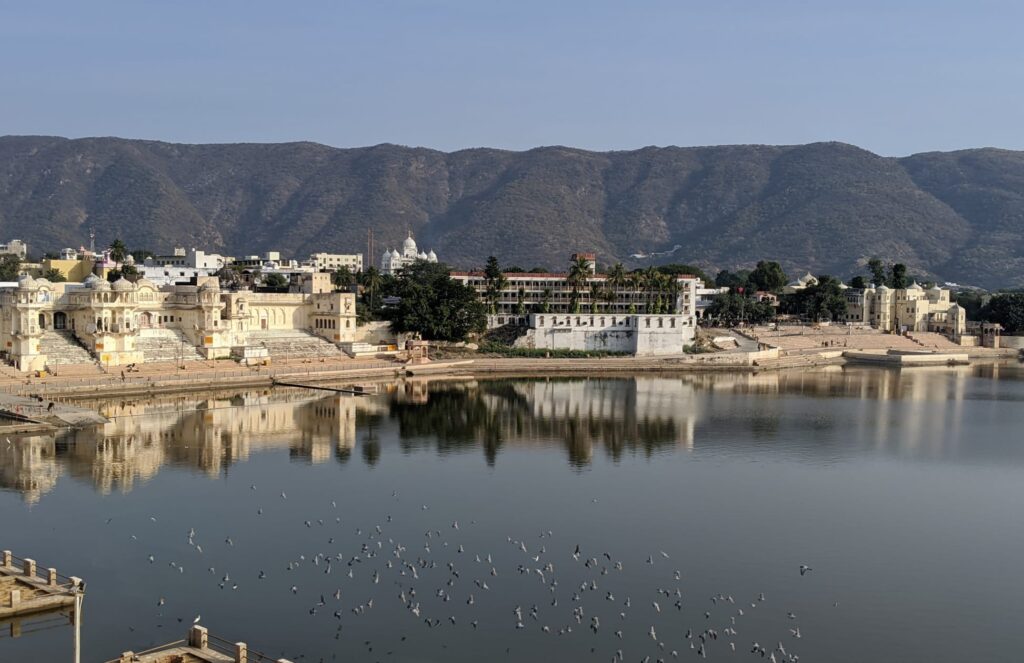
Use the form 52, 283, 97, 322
391, 377, 699, 466
0, 435, 61, 504
1, 390, 383, 500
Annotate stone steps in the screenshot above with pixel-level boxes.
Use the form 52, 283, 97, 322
38, 331, 96, 366
245, 331, 344, 359
136, 329, 204, 363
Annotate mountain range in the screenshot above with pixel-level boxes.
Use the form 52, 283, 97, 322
1, 135, 1022, 288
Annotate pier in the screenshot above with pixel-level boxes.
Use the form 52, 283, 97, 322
109, 624, 292, 663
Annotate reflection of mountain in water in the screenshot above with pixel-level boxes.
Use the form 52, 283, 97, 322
2, 364, 1021, 502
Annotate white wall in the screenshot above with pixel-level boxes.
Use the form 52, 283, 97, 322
529, 314, 694, 356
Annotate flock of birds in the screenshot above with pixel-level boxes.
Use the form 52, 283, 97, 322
117, 486, 826, 662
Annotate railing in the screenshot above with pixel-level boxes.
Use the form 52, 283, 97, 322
0, 360, 400, 396
1, 549, 81, 591
209, 633, 284, 662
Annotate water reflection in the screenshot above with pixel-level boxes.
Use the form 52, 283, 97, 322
2, 363, 1023, 502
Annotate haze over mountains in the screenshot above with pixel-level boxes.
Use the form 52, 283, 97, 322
1, 135, 1022, 289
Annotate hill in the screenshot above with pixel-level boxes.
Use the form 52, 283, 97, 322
1, 136, 1022, 288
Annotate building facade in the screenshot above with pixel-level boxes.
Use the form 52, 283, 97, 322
0, 274, 357, 371
309, 253, 363, 273
381, 234, 438, 275
451, 259, 702, 327
529, 313, 696, 356
843, 282, 967, 339
0, 239, 28, 259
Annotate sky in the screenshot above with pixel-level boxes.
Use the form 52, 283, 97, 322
1, 0, 1022, 156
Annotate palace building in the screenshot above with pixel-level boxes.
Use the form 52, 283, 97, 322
0, 273, 357, 372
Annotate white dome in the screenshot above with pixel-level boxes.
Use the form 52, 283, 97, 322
908, 281, 923, 291
382, 250, 392, 260
112, 277, 134, 291
428, 250, 437, 260
391, 249, 401, 259
418, 252, 428, 260
403, 235, 417, 251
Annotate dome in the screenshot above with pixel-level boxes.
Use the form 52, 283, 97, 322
382, 250, 392, 260
908, 281, 923, 291
134, 277, 155, 289
83, 274, 100, 286
199, 281, 218, 291
403, 235, 417, 251
16, 273, 36, 288
428, 249, 437, 260
391, 249, 401, 259
418, 251, 428, 260
876, 284, 890, 292
92, 278, 111, 291
112, 277, 134, 291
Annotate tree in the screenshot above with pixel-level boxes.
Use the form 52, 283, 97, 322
567, 256, 591, 314
384, 261, 486, 341
515, 287, 526, 316
589, 282, 602, 314
888, 263, 909, 289
848, 275, 868, 289
109, 239, 128, 267
332, 266, 356, 289
0, 255, 21, 280
982, 293, 1024, 334
715, 269, 751, 290
130, 249, 154, 263
748, 261, 788, 292
502, 265, 526, 273
867, 257, 887, 287
216, 267, 243, 290
705, 292, 776, 326
42, 268, 67, 282
656, 263, 712, 284
360, 266, 384, 312
539, 288, 552, 313
263, 273, 288, 289
783, 275, 848, 322
483, 256, 507, 314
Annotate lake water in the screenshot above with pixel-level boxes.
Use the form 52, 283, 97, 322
2, 364, 1024, 662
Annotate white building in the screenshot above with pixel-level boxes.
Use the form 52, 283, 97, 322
309, 252, 363, 273
0, 239, 28, 259
381, 234, 438, 275
529, 313, 696, 356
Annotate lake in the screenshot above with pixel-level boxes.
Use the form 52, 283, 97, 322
2, 363, 1024, 662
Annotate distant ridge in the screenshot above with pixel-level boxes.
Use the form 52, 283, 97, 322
1, 135, 1022, 288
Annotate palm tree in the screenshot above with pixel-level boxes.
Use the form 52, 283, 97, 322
515, 286, 526, 316
606, 262, 627, 313
589, 282, 602, 314
361, 266, 383, 311
109, 239, 128, 269
568, 256, 591, 315
539, 288, 552, 313
602, 286, 616, 313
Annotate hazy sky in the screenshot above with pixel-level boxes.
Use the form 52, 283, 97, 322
2, 1, 1021, 155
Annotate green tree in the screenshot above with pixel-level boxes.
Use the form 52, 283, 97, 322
888, 263, 909, 289
263, 272, 289, 289
656, 263, 712, 284
782, 275, 848, 322
589, 282, 602, 313
706, 292, 776, 326
360, 266, 384, 312
567, 256, 591, 314
715, 269, 751, 290
539, 288, 552, 313
384, 261, 486, 341
42, 268, 67, 282
848, 275, 868, 289
332, 266, 356, 289
129, 249, 154, 263
867, 257, 887, 286
983, 293, 1024, 334
0, 255, 21, 280
483, 256, 507, 314
515, 287, 526, 316
748, 261, 788, 292
109, 239, 128, 267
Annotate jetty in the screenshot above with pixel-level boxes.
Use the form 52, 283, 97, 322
108, 624, 291, 663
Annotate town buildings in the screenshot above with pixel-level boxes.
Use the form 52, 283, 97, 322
309, 252, 363, 273
0, 239, 28, 259
0, 273, 357, 371
452, 254, 703, 355
381, 234, 438, 275
842, 282, 967, 339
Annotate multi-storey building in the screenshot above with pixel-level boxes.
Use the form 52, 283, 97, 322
0, 239, 28, 259
309, 253, 363, 273
842, 282, 966, 338
450, 255, 702, 326
0, 273, 356, 371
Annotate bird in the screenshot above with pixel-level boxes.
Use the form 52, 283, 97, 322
193, 615, 201, 624
799, 565, 813, 576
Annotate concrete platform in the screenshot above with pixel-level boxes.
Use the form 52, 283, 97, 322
109, 625, 292, 663
0, 550, 83, 620
843, 350, 970, 366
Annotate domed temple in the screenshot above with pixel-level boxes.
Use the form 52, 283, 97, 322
380, 233, 438, 275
